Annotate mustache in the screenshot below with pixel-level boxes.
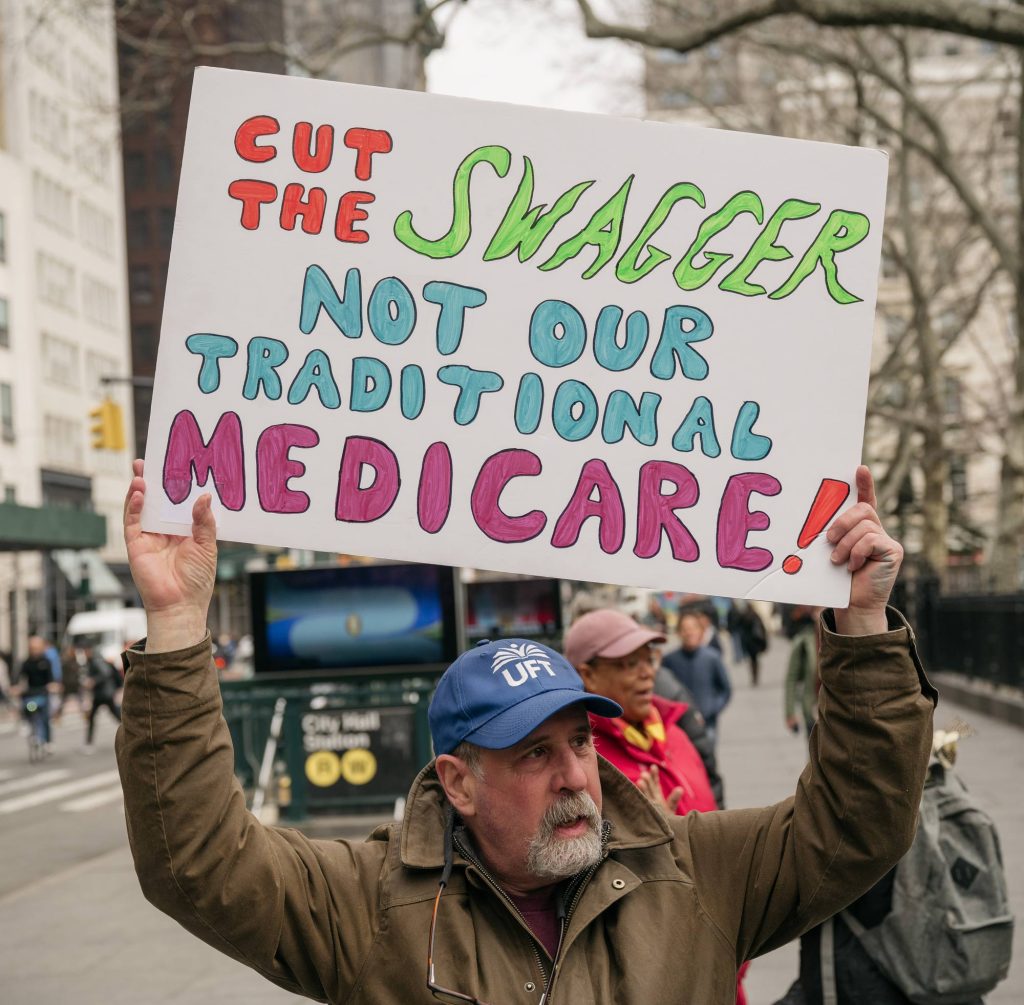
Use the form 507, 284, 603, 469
540, 790, 601, 834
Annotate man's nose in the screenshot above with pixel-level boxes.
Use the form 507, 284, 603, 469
552, 745, 588, 792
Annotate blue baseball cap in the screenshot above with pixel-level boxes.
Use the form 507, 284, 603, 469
429, 638, 622, 756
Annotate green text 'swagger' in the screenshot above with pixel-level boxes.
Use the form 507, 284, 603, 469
226, 117, 872, 307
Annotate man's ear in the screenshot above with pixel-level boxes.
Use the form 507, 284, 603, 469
435, 754, 478, 818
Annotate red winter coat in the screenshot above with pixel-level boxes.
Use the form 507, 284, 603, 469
589, 695, 718, 816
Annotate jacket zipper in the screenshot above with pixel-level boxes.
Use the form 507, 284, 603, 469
541, 830, 608, 1005
454, 822, 611, 1004
453, 833, 550, 991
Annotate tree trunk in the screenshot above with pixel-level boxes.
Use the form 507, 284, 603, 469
990, 48, 1024, 591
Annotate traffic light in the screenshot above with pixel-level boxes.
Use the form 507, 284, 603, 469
89, 398, 125, 451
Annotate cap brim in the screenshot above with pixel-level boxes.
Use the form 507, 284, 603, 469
463, 689, 622, 750
596, 626, 666, 660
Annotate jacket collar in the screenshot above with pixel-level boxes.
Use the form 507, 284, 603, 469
398, 754, 674, 870
589, 695, 685, 745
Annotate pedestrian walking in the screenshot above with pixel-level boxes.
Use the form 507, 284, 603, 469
82, 644, 121, 751
728, 600, 768, 686
784, 606, 820, 738
115, 460, 936, 1004
57, 645, 84, 718
661, 610, 733, 747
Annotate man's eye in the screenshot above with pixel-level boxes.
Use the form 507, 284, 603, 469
572, 733, 593, 749
525, 746, 547, 759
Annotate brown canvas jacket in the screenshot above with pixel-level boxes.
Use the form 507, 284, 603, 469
115, 609, 936, 1004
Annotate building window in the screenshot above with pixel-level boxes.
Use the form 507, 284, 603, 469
155, 148, 176, 188
132, 323, 157, 371
127, 208, 151, 250
32, 170, 73, 233
85, 350, 119, 396
28, 90, 70, 157
0, 297, 8, 348
78, 200, 114, 257
42, 332, 80, 387
943, 375, 963, 417
0, 211, 6, 262
124, 152, 146, 188
130, 265, 154, 304
36, 252, 76, 313
42, 414, 84, 470
950, 455, 968, 505
82, 275, 117, 328
3, 484, 15, 503
158, 207, 175, 246
0, 383, 14, 442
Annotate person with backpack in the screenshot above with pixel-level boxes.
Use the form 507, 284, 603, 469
772, 729, 1014, 1005
82, 643, 122, 752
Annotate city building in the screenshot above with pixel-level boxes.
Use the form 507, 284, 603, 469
0, 0, 133, 661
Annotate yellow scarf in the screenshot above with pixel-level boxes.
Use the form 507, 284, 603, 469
619, 705, 667, 752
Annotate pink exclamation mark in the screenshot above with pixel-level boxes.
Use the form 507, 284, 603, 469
782, 479, 851, 574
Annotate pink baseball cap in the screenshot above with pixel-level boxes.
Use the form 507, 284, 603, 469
563, 609, 666, 668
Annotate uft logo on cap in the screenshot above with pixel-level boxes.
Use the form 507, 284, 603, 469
491, 643, 558, 688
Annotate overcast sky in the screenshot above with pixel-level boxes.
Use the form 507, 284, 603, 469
426, 0, 645, 117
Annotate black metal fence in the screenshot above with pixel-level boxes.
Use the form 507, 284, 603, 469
894, 578, 1024, 689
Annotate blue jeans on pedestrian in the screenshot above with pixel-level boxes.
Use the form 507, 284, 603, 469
22, 693, 51, 744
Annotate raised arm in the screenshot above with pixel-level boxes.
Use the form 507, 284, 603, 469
123, 458, 216, 652
685, 465, 935, 961
826, 464, 901, 637
117, 460, 383, 999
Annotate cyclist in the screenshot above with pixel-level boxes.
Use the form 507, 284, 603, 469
15, 636, 55, 752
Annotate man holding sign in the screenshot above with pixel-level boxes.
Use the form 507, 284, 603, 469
117, 459, 935, 1004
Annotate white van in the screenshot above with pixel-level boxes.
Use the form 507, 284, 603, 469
64, 608, 148, 666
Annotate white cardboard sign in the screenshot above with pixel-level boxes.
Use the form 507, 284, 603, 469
141, 66, 888, 606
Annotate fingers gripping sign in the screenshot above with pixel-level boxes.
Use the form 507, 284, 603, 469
825, 465, 903, 636
124, 458, 219, 652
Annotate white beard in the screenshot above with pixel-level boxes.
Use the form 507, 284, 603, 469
526, 790, 603, 880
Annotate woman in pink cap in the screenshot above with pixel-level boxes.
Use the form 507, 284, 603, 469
564, 607, 750, 1005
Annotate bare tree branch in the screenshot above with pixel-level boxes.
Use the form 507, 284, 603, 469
573, 0, 1024, 52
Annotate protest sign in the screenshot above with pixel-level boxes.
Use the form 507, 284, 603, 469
141, 66, 888, 606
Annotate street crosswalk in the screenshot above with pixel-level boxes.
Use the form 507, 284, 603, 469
0, 767, 122, 815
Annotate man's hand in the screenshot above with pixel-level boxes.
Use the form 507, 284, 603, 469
826, 465, 902, 636
637, 765, 682, 817
124, 458, 217, 652
785, 714, 800, 734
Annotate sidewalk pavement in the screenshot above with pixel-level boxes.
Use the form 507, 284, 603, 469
0, 632, 1020, 1004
